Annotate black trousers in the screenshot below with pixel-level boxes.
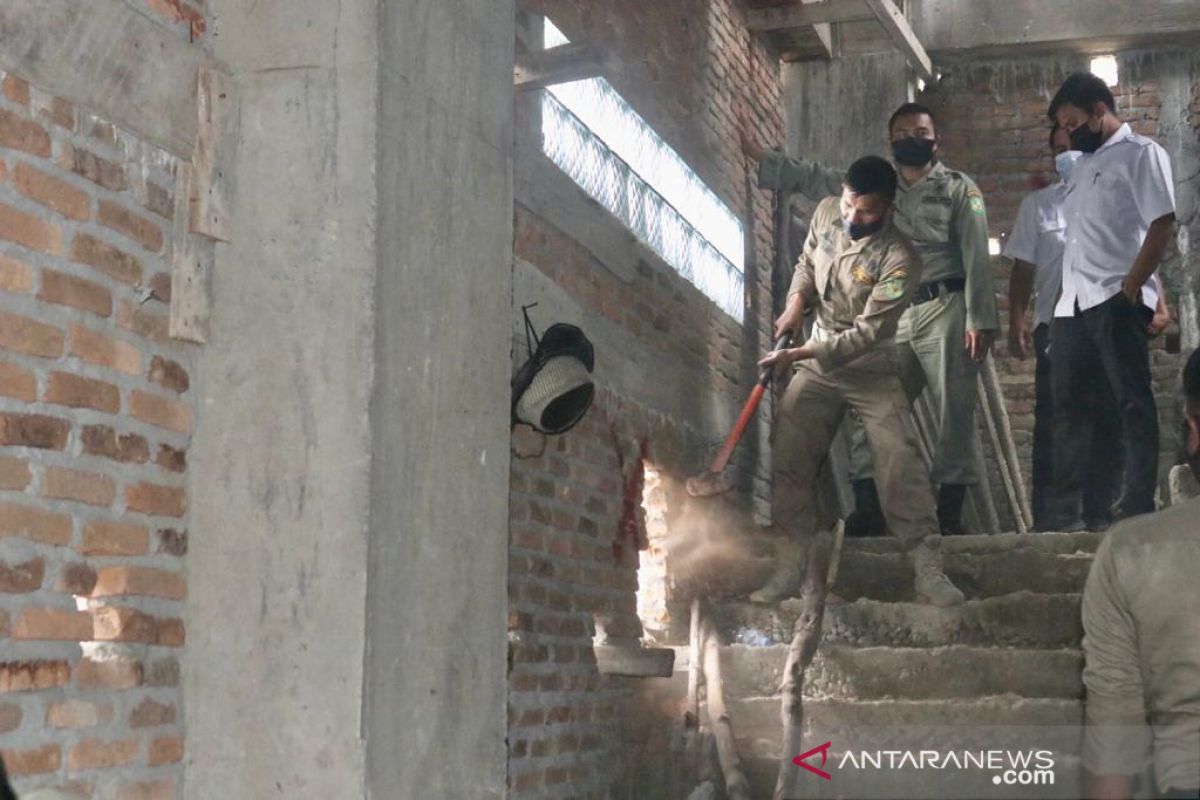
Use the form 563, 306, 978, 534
1033, 324, 1123, 528
1048, 294, 1158, 521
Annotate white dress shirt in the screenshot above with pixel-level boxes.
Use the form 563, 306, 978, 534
1056, 123, 1175, 317
1003, 182, 1067, 327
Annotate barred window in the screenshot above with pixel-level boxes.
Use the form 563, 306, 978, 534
542, 20, 745, 322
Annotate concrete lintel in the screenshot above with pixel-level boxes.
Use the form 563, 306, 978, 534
0, 0, 212, 158
914, 0, 1200, 56
864, 0, 934, 82
515, 42, 602, 90
746, 0, 876, 32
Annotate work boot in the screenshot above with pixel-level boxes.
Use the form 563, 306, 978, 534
912, 536, 964, 607
936, 484, 969, 536
749, 538, 805, 604
845, 478, 888, 538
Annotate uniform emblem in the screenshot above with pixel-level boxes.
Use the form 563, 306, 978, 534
851, 265, 876, 285
968, 192, 985, 215
879, 274, 907, 300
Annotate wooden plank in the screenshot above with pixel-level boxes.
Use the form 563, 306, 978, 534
745, 0, 875, 32
514, 42, 602, 91
862, 0, 934, 82
804, 0, 836, 59
169, 164, 213, 344
594, 644, 675, 677
190, 67, 233, 243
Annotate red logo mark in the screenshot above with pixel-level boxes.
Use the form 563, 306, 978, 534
793, 741, 833, 780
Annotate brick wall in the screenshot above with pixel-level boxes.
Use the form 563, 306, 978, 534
921, 51, 1191, 509
1, 70, 192, 799
508, 2, 785, 796
120, 0, 208, 43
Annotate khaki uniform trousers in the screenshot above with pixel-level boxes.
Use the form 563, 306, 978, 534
846, 290, 981, 486
775, 350, 939, 547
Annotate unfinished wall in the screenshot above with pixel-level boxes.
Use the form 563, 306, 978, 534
1, 69, 192, 798
507, 2, 784, 796
921, 48, 1196, 502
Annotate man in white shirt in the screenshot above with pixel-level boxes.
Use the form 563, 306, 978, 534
1044, 72, 1176, 529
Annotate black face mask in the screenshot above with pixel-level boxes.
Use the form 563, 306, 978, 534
891, 137, 935, 167
1069, 119, 1104, 154
843, 217, 886, 240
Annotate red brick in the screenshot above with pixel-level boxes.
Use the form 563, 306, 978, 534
67, 737, 139, 771
148, 355, 190, 393
2, 75, 30, 106
44, 371, 121, 414
0, 502, 72, 545
143, 184, 173, 221
70, 325, 142, 375
0, 455, 31, 490
147, 735, 183, 766
0, 253, 33, 293
129, 390, 190, 433
42, 465, 116, 507
125, 481, 185, 518
91, 606, 157, 644
0, 743, 61, 776
41, 96, 75, 130
0, 108, 50, 156
68, 145, 125, 191
47, 698, 112, 729
39, 269, 112, 317
81, 519, 150, 555
0, 310, 65, 357
0, 413, 70, 449
148, 271, 172, 301
117, 780, 175, 800
156, 528, 187, 556
12, 607, 93, 640
144, 657, 178, 687
56, 562, 98, 595
81, 424, 150, 464
93, 566, 186, 600
117, 300, 168, 343
70, 232, 144, 286
129, 697, 176, 728
0, 201, 62, 254
0, 556, 43, 593
0, 659, 71, 692
98, 200, 163, 253
13, 162, 90, 220
74, 657, 142, 689
147, 0, 207, 37
155, 443, 187, 473
0, 701, 21, 734
0, 361, 36, 401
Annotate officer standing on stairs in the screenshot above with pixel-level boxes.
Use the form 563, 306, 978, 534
742, 103, 998, 536
749, 156, 963, 608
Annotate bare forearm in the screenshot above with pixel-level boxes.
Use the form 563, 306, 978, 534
1126, 216, 1174, 292
1008, 260, 1036, 324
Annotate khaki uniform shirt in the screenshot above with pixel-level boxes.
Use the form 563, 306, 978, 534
788, 196, 922, 372
1081, 496, 1200, 792
761, 151, 998, 332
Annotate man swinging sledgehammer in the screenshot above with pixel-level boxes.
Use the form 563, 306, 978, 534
750, 156, 964, 607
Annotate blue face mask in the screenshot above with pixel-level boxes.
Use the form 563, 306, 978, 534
1055, 150, 1083, 182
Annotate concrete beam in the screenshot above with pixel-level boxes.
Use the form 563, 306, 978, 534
913, 0, 1200, 55
864, 0, 934, 82
0, 0, 208, 158
746, 0, 876, 32
514, 42, 602, 90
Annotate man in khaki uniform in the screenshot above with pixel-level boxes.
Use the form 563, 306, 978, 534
744, 103, 998, 536
751, 156, 963, 607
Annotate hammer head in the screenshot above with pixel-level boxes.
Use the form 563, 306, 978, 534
685, 470, 736, 498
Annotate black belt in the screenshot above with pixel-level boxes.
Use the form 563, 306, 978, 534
911, 277, 966, 306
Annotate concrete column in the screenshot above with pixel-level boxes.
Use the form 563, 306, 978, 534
187, 1, 512, 797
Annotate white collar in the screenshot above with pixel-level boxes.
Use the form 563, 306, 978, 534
1096, 122, 1132, 154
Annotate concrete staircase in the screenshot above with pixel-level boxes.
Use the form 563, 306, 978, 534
671, 530, 1103, 799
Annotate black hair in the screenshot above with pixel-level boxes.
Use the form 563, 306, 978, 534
1048, 72, 1115, 120
0, 754, 15, 800
888, 102, 938, 135
845, 156, 898, 201
1185, 348, 1200, 415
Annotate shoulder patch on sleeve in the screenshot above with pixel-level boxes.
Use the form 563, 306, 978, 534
879, 274, 907, 300
968, 194, 985, 215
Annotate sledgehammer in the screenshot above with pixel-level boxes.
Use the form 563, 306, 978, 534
686, 333, 793, 498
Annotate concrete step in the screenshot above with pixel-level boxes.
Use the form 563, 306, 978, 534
834, 549, 1093, 602
740, 751, 1082, 800
714, 591, 1084, 649
705, 644, 1083, 702
672, 531, 1101, 603
728, 696, 1083, 760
